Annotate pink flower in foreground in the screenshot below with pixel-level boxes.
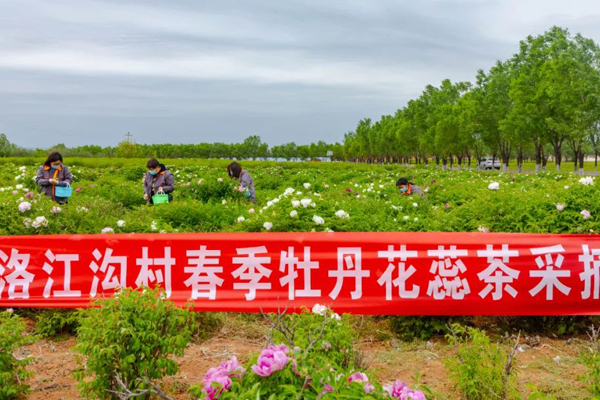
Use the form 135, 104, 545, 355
251, 345, 289, 377
348, 372, 369, 383
202, 356, 245, 399
384, 380, 427, 400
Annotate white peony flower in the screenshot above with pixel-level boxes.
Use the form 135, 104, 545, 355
23, 218, 32, 228
18, 201, 31, 213
312, 215, 325, 225
412, 202, 418, 207
312, 303, 327, 315
478, 226, 490, 233
15, 184, 23, 189
151, 221, 158, 231
237, 216, 246, 223
117, 220, 126, 227
284, 188, 295, 196
222, 199, 227, 205
488, 182, 500, 190
564, 185, 570, 190
579, 176, 595, 186
555, 203, 565, 212
303, 183, 311, 189
51, 206, 61, 215
101, 227, 114, 234
331, 313, 341, 321
290, 210, 298, 218
300, 198, 312, 208
248, 208, 255, 214
263, 222, 273, 231
335, 210, 349, 219
217, 178, 223, 182
403, 216, 410, 221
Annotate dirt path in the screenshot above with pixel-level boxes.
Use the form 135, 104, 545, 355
22, 333, 590, 399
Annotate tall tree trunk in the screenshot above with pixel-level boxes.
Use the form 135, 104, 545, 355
535, 143, 542, 173
542, 148, 548, 170
517, 146, 524, 174
579, 144, 585, 175
552, 138, 563, 171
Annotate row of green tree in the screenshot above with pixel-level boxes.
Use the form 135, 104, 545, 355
343, 26, 600, 172
0, 134, 345, 161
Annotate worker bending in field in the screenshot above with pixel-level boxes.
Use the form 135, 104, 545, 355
396, 177, 424, 197
227, 161, 256, 202
143, 158, 175, 204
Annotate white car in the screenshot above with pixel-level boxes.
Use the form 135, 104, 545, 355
477, 157, 502, 170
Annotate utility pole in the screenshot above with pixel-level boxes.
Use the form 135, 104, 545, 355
124, 132, 133, 143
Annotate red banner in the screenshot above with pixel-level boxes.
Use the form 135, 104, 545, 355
1, 232, 600, 315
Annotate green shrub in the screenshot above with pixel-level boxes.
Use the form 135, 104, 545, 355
35, 309, 81, 338
444, 323, 519, 400
74, 286, 193, 399
0, 310, 36, 399
192, 312, 226, 341
390, 316, 458, 341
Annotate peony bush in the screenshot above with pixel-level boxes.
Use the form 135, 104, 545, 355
192, 305, 428, 399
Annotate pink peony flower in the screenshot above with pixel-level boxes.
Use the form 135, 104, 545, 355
12, 190, 18, 195
203, 368, 231, 400
251, 345, 289, 377
218, 356, 245, 378
321, 384, 334, 395
76, 186, 82, 193
384, 380, 427, 400
444, 203, 450, 209
25, 192, 34, 198
202, 356, 245, 399
348, 372, 369, 383
581, 210, 591, 220
384, 380, 407, 397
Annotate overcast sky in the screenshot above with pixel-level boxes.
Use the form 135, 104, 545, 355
1, 0, 600, 148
